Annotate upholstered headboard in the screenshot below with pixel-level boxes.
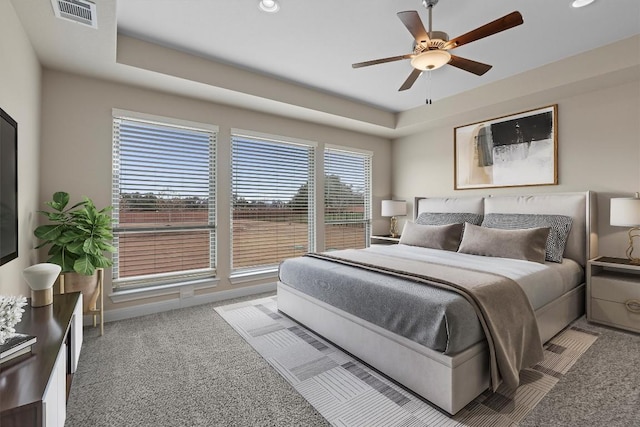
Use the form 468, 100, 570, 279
414, 191, 597, 266
416, 196, 484, 215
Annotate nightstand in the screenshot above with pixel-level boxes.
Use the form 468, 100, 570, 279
587, 256, 640, 333
371, 235, 401, 245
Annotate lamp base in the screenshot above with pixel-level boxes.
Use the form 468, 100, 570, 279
31, 288, 53, 307
626, 227, 640, 264
389, 216, 399, 238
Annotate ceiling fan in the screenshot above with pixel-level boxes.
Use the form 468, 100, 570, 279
352, 0, 524, 91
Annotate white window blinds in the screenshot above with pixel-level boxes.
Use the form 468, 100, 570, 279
324, 147, 372, 251
231, 132, 315, 272
112, 116, 217, 289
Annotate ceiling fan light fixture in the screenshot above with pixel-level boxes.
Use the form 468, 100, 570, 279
410, 50, 451, 71
259, 0, 279, 13
571, 0, 595, 8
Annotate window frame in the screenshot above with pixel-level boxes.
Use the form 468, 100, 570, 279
323, 144, 373, 251
111, 109, 219, 292
230, 128, 317, 277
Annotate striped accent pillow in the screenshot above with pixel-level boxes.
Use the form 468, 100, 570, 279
481, 213, 573, 263
416, 212, 484, 226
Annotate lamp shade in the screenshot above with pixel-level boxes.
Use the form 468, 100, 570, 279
381, 200, 406, 217
610, 197, 640, 227
22, 263, 61, 290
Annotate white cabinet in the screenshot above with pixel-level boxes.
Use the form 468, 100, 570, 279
42, 343, 67, 426
43, 293, 83, 426
587, 257, 640, 333
71, 293, 83, 373
1, 293, 84, 427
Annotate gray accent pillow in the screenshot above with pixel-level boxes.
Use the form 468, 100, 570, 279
416, 212, 484, 226
399, 222, 463, 251
457, 223, 550, 264
481, 213, 573, 263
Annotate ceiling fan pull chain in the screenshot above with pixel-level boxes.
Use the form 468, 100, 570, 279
425, 70, 433, 105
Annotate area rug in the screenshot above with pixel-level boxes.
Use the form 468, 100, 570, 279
215, 296, 598, 426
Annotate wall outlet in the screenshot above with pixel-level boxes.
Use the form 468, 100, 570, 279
180, 286, 194, 299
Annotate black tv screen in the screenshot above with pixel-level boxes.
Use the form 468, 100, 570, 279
0, 107, 18, 266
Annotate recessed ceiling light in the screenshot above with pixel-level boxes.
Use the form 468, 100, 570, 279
572, 0, 595, 8
259, 0, 279, 13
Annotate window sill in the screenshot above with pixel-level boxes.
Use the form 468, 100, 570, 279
229, 268, 278, 285
109, 277, 220, 303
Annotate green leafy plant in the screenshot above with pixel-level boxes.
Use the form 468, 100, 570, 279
34, 192, 115, 275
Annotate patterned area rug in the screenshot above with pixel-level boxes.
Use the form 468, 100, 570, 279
215, 296, 598, 427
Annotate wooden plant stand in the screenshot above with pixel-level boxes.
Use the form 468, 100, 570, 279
59, 268, 104, 336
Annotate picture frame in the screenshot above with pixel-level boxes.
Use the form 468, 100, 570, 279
454, 105, 557, 190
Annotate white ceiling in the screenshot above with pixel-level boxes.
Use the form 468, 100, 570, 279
116, 0, 640, 112
8, 0, 640, 137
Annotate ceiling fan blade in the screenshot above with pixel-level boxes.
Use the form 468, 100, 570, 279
352, 54, 413, 69
399, 68, 423, 91
443, 11, 523, 50
448, 55, 492, 76
397, 11, 431, 45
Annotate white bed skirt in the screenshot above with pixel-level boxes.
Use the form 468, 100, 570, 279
277, 281, 585, 415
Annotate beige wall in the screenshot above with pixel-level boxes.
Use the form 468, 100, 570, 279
392, 78, 640, 258
0, 0, 42, 297
40, 69, 392, 312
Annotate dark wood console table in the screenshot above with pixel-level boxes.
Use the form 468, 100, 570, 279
0, 292, 83, 427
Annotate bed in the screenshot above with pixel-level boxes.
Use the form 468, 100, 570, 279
277, 191, 597, 414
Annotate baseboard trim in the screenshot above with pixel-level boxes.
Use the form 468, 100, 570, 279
83, 282, 277, 325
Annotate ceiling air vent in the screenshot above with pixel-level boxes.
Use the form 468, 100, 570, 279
50, 0, 98, 29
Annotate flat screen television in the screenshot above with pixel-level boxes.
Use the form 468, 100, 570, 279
0, 107, 18, 266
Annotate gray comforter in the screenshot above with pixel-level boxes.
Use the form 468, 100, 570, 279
279, 247, 545, 391
279, 256, 485, 354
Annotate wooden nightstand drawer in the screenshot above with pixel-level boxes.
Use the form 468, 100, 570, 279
591, 298, 640, 333
591, 272, 640, 303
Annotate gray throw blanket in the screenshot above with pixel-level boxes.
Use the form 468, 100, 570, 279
307, 249, 544, 391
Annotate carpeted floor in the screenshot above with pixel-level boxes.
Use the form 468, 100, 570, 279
66, 292, 328, 427
519, 320, 640, 426
66, 291, 640, 426
215, 296, 601, 426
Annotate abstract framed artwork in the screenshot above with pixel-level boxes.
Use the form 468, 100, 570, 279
454, 105, 557, 190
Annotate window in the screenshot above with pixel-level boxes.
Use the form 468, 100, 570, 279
324, 146, 372, 250
112, 112, 217, 289
231, 130, 315, 272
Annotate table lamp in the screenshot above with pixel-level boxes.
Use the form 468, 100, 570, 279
22, 263, 62, 307
610, 193, 640, 264
381, 200, 406, 238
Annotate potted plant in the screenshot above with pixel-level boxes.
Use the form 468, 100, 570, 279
34, 192, 114, 312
